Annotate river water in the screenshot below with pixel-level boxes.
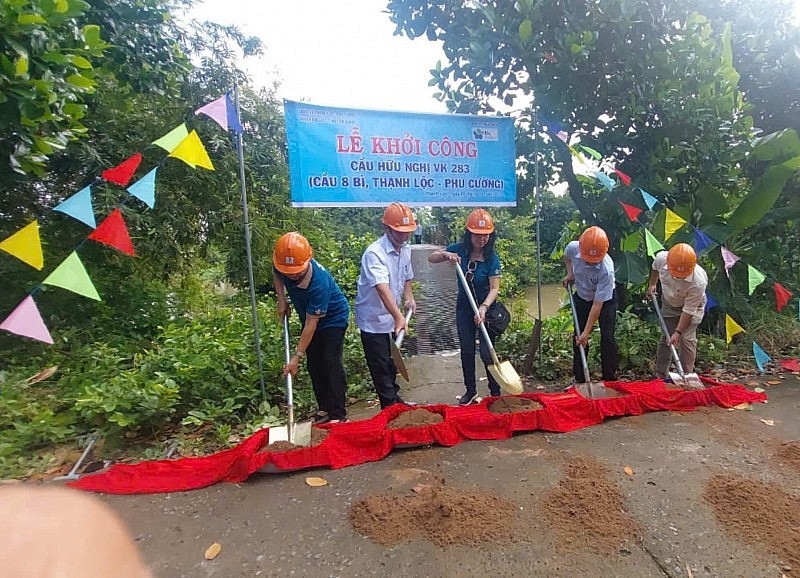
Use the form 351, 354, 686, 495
523, 283, 566, 319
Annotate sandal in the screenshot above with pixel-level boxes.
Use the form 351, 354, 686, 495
311, 411, 329, 424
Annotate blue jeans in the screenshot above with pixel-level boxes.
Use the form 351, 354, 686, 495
456, 304, 501, 396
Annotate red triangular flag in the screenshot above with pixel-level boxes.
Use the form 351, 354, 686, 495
619, 201, 643, 222
102, 153, 143, 187
773, 282, 792, 312
780, 358, 800, 372
88, 209, 136, 256
614, 168, 632, 186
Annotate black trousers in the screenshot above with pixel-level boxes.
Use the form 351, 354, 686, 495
359, 330, 403, 409
572, 291, 618, 382
306, 326, 348, 420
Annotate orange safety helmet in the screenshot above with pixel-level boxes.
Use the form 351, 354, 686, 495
273, 232, 313, 275
466, 208, 495, 234
578, 226, 609, 264
382, 202, 417, 232
667, 243, 697, 278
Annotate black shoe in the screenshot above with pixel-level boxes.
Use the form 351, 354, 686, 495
396, 397, 418, 407
311, 411, 330, 424
328, 417, 348, 424
458, 392, 478, 406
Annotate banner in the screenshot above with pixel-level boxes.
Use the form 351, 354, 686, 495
284, 101, 516, 207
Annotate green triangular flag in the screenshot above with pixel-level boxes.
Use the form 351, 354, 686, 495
644, 228, 665, 257
42, 252, 101, 300
747, 265, 766, 295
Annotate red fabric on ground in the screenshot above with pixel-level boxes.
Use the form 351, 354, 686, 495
70, 378, 766, 495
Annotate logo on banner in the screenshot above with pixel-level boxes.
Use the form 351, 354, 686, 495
472, 126, 499, 141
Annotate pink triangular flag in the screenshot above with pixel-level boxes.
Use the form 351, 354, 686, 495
0, 295, 53, 344
774, 282, 792, 312
195, 94, 229, 131
721, 246, 740, 278
102, 153, 143, 187
88, 209, 136, 256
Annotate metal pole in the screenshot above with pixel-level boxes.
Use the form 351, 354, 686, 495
233, 82, 267, 401
534, 107, 543, 359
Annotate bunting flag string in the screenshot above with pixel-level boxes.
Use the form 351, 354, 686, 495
3, 93, 228, 344
721, 247, 740, 278
663, 208, 687, 241
747, 265, 767, 295
725, 314, 745, 343
773, 282, 792, 312
752, 341, 772, 373
619, 201, 643, 223
639, 188, 660, 210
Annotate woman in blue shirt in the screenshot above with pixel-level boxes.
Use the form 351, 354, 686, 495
428, 209, 503, 404
273, 232, 350, 423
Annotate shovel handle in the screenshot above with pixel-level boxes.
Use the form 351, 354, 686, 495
282, 315, 295, 440
454, 263, 500, 358
566, 283, 592, 385
394, 308, 413, 348
650, 294, 686, 377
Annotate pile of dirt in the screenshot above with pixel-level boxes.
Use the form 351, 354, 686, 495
775, 440, 800, 473
538, 456, 639, 552
488, 397, 543, 414
349, 482, 518, 547
386, 408, 444, 429
704, 472, 800, 571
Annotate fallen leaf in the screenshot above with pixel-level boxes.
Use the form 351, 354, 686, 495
745, 381, 759, 387
623, 466, 634, 477
760, 419, 775, 426
412, 483, 431, 493
754, 387, 765, 393
305, 476, 328, 487
732, 402, 750, 410
766, 380, 781, 385
204, 542, 221, 560
25, 365, 59, 384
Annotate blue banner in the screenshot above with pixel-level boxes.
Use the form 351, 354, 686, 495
284, 101, 517, 207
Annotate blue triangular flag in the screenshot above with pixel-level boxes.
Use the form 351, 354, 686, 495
639, 188, 659, 210
226, 91, 242, 134
752, 341, 771, 373
53, 185, 96, 229
693, 226, 715, 255
595, 171, 616, 191
704, 292, 717, 313
127, 167, 157, 209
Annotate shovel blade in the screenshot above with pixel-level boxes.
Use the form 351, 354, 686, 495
291, 420, 313, 446
391, 342, 409, 382
573, 381, 616, 399
268, 425, 290, 443
682, 373, 705, 390
488, 361, 523, 394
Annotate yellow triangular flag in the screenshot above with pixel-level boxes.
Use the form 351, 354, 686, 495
152, 123, 189, 153
168, 130, 214, 170
0, 220, 44, 270
664, 209, 687, 241
725, 314, 745, 344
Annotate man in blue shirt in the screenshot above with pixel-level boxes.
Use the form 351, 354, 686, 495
354, 203, 417, 408
562, 226, 618, 382
274, 232, 350, 423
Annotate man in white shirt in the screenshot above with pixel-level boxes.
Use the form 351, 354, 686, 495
647, 243, 708, 378
355, 203, 417, 408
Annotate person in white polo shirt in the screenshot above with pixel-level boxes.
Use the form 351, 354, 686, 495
647, 243, 708, 379
354, 202, 417, 409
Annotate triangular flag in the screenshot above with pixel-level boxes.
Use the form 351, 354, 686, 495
0, 221, 44, 270
555, 130, 568, 143
639, 188, 659, 210
195, 94, 229, 131
644, 228, 665, 257
781, 358, 800, 372
721, 247, 740, 278
42, 252, 101, 301
594, 171, 616, 191
88, 209, 136, 256
102, 153, 143, 187
0, 295, 53, 344
127, 167, 157, 209
168, 130, 214, 170
693, 226, 714, 255
614, 168, 632, 186
152, 124, 189, 153
773, 282, 792, 312
664, 209, 687, 241
225, 91, 242, 134
752, 341, 771, 373
579, 145, 602, 160
747, 265, 766, 295
725, 314, 745, 344
619, 201, 642, 222
704, 292, 717, 313
53, 185, 96, 229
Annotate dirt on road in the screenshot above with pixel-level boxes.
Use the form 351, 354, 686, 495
88, 354, 800, 577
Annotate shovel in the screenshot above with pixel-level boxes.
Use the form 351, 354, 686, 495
650, 294, 704, 390
454, 263, 523, 394
391, 309, 413, 382
268, 315, 312, 446
566, 284, 612, 399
